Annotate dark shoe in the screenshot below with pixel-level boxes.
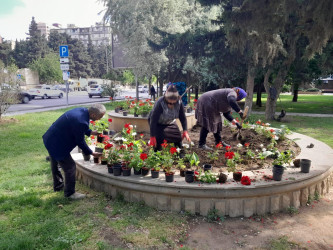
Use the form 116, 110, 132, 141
198, 144, 213, 150
67, 192, 86, 200
54, 184, 64, 192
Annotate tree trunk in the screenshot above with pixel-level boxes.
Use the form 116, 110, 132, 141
195, 86, 199, 100
256, 82, 262, 107
264, 68, 287, 121
292, 84, 299, 102
244, 67, 255, 114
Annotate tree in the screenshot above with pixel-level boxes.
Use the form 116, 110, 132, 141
0, 61, 20, 119
28, 53, 62, 84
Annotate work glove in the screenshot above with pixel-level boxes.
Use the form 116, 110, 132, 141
235, 122, 242, 130
149, 136, 157, 147
182, 131, 191, 142
239, 111, 244, 119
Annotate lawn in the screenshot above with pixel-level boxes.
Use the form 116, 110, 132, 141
0, 99, 332, 249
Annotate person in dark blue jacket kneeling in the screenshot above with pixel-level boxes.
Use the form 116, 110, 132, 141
43, 103, 106, 199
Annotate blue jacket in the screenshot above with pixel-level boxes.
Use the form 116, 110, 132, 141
43, 107, 93, 160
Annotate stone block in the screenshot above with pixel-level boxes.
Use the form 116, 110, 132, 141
184, 199, 196, 214
243, 198, 256, 217
170, 198, 182, 212
229, 199, 243, 217
256, 197, 269, 215
282, 194, 291, 209
199, 199, 212, 216
270, 195, 281, 213
131, 192, 142, 203
110, 186, 117, 199
156, 195, 169, 210
215, 200, 227, 216
123, 190, 130, 202
309, 185, 316, 197
300, 188, 309, 206
142, 193, 156, 207
292, 190, 300, 209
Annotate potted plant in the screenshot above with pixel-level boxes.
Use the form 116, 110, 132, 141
107, 145, 121, 174
160, 145, 177, 182
225, 150, 242, 181
185, 152, 200, 183
272, 150, 294, 181
136, 100, 153, 117
145, 149, 162, 178
300, 159, 311, 173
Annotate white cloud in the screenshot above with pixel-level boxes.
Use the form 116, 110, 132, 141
0, 0, 106, 40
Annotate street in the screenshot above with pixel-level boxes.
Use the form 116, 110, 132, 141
6, 89, 151, 116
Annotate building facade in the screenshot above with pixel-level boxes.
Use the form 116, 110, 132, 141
50, 22, 111, 46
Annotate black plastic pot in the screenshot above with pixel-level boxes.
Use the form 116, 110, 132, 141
165, 173, 174, 182
101, 159, 108, 165
141, 167, 150, 176
113, 165, 122, 176
107, 164, 113, 174
82, 153, 90, 161
115, 107, 120, 113
134, 113, 139, 117
93, 157, 100, 164
109, 130, 117, 136
95, 147, 104, 153
233, 172, 242, 181
151, 170, 160, 178
203, 164, 212, 172
97, 135, 105, 143
103, 130, 109, 135
272, 165, 284, 181
122, 111, 128, 116
133, 168, 142, 175
300, 159, 311, 173
180, 169, 185, 177
141, 112, 149, 118
122, 167, 131, 176
185, 170, 194, 183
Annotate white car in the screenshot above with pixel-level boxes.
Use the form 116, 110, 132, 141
87, 84, 104, 98
28, 85, 64, 99
138, 85, 148, 93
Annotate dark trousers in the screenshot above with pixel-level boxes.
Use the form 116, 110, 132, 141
199, 126, 221, 146
155, 123, 182, 151
50, 155, 76, 197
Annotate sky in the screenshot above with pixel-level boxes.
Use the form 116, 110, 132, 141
0, 0, 107, 41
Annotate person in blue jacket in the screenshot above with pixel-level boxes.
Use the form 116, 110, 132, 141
43, 104, 106, 199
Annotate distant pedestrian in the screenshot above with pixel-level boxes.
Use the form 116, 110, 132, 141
150, 85, 156, 101
43, 104, 106, 199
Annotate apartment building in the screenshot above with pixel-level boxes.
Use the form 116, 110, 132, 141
50, 22, 111, 46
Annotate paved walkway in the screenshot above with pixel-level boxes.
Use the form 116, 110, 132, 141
251, 111, 333, 118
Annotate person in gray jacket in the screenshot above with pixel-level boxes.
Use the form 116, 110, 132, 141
195, 87, 247, 150
148, 84, 191, 150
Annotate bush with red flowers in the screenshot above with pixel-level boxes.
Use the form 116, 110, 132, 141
240, 176, 251, 185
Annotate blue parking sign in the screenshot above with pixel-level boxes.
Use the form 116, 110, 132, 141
59, 45, 69, 57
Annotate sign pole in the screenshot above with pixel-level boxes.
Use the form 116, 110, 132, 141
59, 45, 69, 106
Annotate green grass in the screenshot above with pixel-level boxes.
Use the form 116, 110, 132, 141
0, 108, 188, 249
251, 93, 333, 114
0, 98, 332, 249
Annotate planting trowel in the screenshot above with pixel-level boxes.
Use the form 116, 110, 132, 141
236, 106, 249, 140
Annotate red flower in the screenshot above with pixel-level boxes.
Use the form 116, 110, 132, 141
224, 151, 235, 159
241, 176, 251, 185
140, 133, 144, 137
216, 142, 223, 148
256, 120, 261, 125
90, 121, 95, 125
140, 153, 148, 161
244, 143, 250, 147
108, 118, 112, 123
104, 143, 113, 150
161, 140, 168, 148
270, 129, 275, 133
194, 99, 197, 102
170, 147, 177, 154
91, 135, 95, 139
126, 128, 131, 134
225, 146, 231, 151
109, 97, 113, 100
124, 123, 130, 129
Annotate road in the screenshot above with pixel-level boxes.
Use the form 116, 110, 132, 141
6, 89, 151, 116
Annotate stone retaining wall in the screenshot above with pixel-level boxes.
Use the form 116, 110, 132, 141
75, 132, 333, 217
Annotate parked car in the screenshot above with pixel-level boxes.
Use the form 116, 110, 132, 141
28, 85, 65, 99
87, 84, 104, 98
138, 85, 148, 93
0, 83, 32, 104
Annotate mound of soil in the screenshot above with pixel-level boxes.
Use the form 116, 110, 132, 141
182, 125, 300, 173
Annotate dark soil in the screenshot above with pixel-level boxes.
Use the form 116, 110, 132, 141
185, 125, 299, 172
